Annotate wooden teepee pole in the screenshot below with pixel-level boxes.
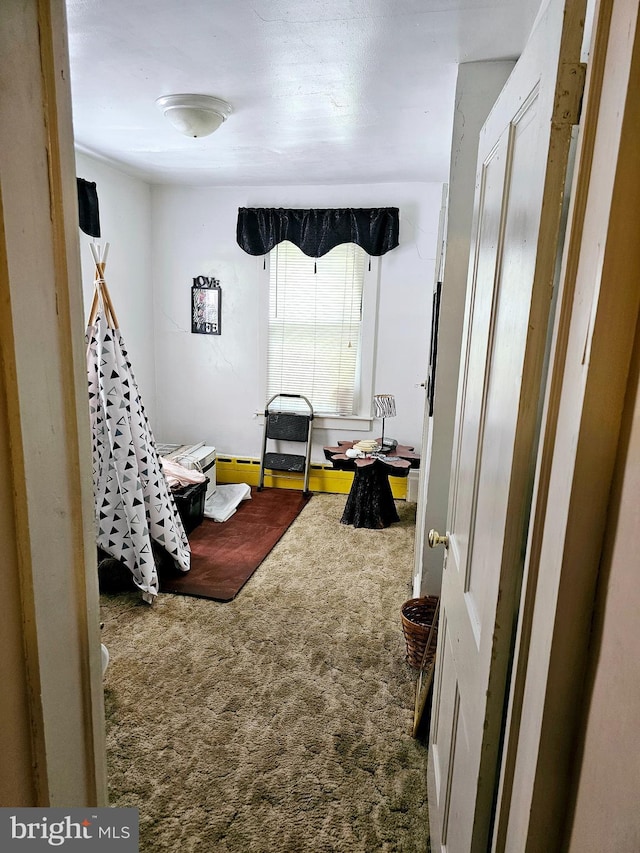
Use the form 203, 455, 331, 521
87, 242, 119, 329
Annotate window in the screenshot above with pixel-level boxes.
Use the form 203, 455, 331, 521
267, 241, 368, 417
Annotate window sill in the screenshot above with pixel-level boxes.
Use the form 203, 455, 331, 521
314, 414, 374, 431
254, 412, 373, 432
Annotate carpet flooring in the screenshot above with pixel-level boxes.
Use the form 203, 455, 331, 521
100, 493, 430, 852
161, 487, 310, 601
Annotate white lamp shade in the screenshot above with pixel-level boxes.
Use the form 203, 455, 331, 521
156, 94, 232, 138
373, 394, 396, 418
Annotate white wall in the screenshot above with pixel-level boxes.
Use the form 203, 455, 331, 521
151, 183, 442, 461
74, 152, 157, 424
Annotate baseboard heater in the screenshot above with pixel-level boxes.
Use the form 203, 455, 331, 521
216, 455, 408, 499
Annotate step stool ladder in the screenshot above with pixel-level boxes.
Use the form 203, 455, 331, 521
258, 394, 314, 496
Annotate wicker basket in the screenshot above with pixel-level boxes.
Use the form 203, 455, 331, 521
401, 596, 440, 669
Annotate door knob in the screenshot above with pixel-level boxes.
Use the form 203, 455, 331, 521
428, 529, 449, 549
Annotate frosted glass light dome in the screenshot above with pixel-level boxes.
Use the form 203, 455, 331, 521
155, 94, 233, 138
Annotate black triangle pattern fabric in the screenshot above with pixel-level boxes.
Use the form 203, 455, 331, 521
87, 310, 190, 601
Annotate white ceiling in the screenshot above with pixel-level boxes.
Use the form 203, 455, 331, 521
66, 0, 541, 186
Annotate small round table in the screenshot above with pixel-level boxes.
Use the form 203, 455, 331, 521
323, 441, 420, 529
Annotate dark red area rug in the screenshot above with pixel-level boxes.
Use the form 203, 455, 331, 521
159, 487, 311, 601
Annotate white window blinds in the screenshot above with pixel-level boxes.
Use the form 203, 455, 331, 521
268, 241, 366, 416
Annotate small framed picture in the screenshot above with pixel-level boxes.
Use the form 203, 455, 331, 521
192, 277, 221, 335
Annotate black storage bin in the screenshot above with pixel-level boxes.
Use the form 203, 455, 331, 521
173, 478, 208, 533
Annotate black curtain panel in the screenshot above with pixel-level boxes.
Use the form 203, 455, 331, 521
236, 207, 399, 258
77, 177, 101, 238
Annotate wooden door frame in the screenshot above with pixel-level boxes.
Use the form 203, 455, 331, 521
492, 0, 640, 847
0, 0, 107, 805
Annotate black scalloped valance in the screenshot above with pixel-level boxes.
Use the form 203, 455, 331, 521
236, 207, 399, 258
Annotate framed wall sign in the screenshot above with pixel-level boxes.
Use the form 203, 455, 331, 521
192, 276, 221, 335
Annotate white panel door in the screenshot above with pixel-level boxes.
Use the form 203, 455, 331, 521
413, 187, 447, 595
427, 0, 585, 850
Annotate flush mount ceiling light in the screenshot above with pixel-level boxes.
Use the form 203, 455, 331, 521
155, 94, 233, 138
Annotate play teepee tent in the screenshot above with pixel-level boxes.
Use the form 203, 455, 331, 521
86, 243, 190, 601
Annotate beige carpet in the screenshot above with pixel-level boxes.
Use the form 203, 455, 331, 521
100, 493, 430, 852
